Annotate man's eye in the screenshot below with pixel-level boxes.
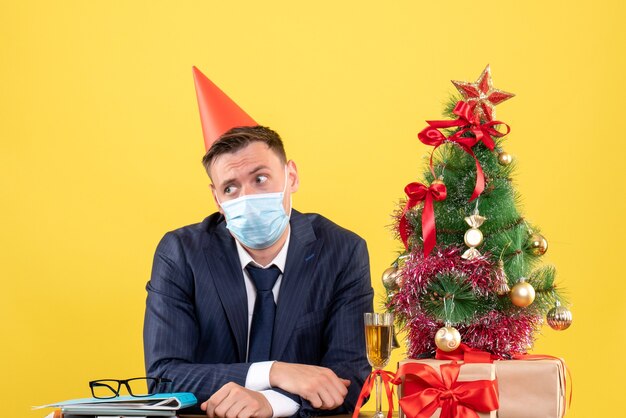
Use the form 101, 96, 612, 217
224, 185, 236, 194
256, 175, 268, 184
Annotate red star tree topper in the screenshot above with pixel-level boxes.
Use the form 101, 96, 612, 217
452, 65, 515, 122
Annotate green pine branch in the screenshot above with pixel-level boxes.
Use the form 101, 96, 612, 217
422, 272, 495, 324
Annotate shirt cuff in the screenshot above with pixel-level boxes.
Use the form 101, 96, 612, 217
260, 389, 300, 418
245, 361, 274, 391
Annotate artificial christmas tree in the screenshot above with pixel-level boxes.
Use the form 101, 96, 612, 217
385, 65, 573, 360
353, 66, 573, 418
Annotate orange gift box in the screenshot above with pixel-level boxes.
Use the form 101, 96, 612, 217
397, 359, 497, 418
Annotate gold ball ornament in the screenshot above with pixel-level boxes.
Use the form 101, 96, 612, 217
396, 274, 405, 288
547, 301, 573, 330
527, 233, 548, 256
498, 151, 512, 166
434, 325, 461, 352
431, 179, 445, 186
382, 267, 399, 291
510, 278, 536, 307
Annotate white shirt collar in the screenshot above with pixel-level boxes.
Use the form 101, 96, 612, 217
234, 228, 290, 273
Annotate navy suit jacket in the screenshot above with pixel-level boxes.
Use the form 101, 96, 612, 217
143, 209, 374, 416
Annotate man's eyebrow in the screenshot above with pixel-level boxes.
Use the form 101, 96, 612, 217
217, 165, 270, 188
248, 165, 270, 175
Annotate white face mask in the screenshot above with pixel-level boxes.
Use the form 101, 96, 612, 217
217, 167, 291, 250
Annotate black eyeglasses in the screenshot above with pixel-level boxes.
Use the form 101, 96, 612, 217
89, 377, 173, 399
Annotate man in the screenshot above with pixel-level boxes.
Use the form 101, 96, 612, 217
143, 68, 373, 418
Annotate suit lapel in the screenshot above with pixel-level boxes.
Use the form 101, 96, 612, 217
203, 219, 249, 363
271, 211, 321, 360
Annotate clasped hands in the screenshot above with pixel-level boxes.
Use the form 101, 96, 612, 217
201, 362, 350, 418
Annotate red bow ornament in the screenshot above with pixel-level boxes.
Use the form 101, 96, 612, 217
394, 362, 499, 418
399, 180, 447, 256
418, 101, 510, 201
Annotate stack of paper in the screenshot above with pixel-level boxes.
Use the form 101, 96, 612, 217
35, 392, 197, 417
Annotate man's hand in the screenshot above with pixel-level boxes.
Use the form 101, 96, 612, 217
201, 382, 273, 418
269, 362, 350, 410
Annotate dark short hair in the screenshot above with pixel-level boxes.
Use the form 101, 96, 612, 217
202, 126, 287, 177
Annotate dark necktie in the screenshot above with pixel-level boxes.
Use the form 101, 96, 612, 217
246, 264, 281, 362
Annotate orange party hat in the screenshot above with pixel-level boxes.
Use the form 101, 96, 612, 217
192, 66, 257, 151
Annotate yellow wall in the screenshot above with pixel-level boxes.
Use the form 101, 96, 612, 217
2, 1, 624, 416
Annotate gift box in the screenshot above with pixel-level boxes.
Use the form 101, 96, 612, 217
397, 359, 498, 418
495, 358, 567, 418
397, 357, 567, 418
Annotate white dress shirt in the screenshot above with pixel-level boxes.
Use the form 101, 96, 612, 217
234, 230, 300, 417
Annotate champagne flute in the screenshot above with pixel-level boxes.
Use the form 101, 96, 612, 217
364, 312, 393, 418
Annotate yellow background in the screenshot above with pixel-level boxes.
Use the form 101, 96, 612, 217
2, 1, 624, 417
